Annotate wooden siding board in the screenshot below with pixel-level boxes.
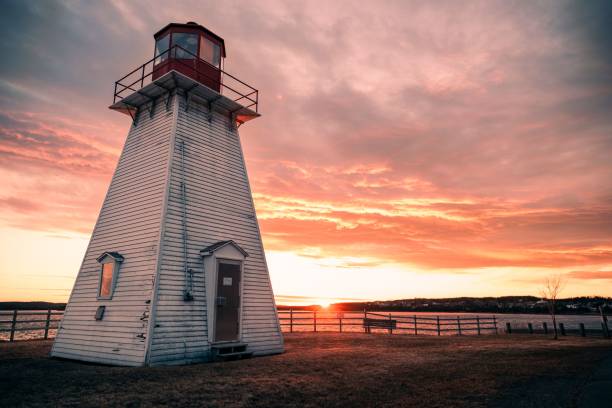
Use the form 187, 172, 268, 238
51, 100, 175, 366
149, 98, 282, 364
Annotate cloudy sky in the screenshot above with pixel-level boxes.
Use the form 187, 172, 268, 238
1, 0, 611, 304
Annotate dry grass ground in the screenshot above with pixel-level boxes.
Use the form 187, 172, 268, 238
0, 333, 610, 407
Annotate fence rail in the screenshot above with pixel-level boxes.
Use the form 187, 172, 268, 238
0, 310, 63, 341
1, 309, 610, 341
278, 310, 498, 336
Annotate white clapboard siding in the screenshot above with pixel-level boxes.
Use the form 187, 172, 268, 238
54, 82, 283, 367
147, 95, 283, 365
51, 99, 176, 366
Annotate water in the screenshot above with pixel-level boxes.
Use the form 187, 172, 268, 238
0, 311, 62, 341
277, 310, 607, 334
0, 310, 606, 341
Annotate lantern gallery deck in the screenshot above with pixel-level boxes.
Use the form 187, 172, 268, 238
110, 69, 260, 125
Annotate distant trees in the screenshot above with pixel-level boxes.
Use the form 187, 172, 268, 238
540, 275, 565, 340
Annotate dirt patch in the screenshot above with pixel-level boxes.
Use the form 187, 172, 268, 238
0, 334, 610, 407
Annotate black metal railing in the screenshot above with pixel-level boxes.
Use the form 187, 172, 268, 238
113, 45, 258, 112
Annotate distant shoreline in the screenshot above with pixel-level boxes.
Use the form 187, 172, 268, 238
3, 296, 609, 315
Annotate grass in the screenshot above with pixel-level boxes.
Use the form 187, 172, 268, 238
0, 333, 610, 407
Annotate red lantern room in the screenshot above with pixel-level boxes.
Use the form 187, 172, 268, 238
152, 22, 226, 91
111, 21, 258, 126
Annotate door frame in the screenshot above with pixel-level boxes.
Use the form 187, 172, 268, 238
212, 257, 244, 343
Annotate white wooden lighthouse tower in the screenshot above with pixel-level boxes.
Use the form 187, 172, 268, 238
51, 22, 284, 366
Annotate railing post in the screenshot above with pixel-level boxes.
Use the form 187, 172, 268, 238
437, 316, 441, 336
339, 313, 343, 333
600, 306, 610, 339
388, 313, 393, 335
10, 310, 17, 342
44, 309, 51, 340
289, 309, 293, 333
528, 323, 533, 334
559, 322, 566, 336
457, 316, 462, 336
414, 315, 418, 335
141, 65, 145, 88
580, 323, 586, 337
364, 309, 367, 333
477, 316, 481, 335
493, 315, 497, 334
543, 322, 548, 334
506, 322, 512, 334
314, 310, 317, 333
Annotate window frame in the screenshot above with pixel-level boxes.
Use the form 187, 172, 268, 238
97, 254, 122, 300
199, 35, 221, 67
171, 32, 199, 59
154, 33, 170, 64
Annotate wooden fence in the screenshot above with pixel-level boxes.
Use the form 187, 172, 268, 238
0, 310, 63, 342
278, 310, 498, 336
2, 309, 610, 341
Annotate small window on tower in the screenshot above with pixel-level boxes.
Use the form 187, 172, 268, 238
200, 36, 221, 67
155, 34, 170, 63
96, 252, 123, 300
99, 263, 114, 298
173, 33, 198, 59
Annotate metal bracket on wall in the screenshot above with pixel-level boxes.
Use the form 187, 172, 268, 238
150, 81, 173, 112
228, 109, 240, 131
183, 84, 199, 113
207, 95, 222, 123
149, 98, 157, 119
165, 92, 173, 111
128, 106, 140, 127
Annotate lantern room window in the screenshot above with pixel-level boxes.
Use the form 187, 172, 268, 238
173, 33, 198, 59
155, 34, 170, 63
200, 36, 221, 67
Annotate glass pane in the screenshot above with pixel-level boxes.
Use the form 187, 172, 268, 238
173, 33, 198, 59
99, 263, 114, 297
155, 34, 169, 63
200, 36, 221, 67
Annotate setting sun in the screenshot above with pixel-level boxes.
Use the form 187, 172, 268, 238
317, 299, 332, 309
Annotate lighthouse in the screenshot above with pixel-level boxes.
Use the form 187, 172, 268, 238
51, 22, 284, 366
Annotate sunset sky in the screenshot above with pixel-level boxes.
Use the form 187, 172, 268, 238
1, 0, 611, 304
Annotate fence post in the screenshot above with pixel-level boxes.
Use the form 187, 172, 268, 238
506, 322, 512, 334
543, 322, 548, 334
456, 316, 461, 336
559, 322, 566, 336
414, 315, 418, 335
476, 316, 481, 335
364, 309, 367, 333
44, 309, 51, 340
493, 315, 497, 334
289, 309, 293, 333
600, 306, 610, 339
388, 313, 393, 335
339, 313, 343, 333
314, 310, 317, 333
437, 316, 441, 336
580, 323, 586, 337
528, 323, 533, 334
10, 310, 17, 342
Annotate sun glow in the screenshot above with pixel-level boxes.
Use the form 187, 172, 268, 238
317, 299, 331, 309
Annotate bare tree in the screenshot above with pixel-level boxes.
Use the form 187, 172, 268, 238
540, 275, 565, 340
